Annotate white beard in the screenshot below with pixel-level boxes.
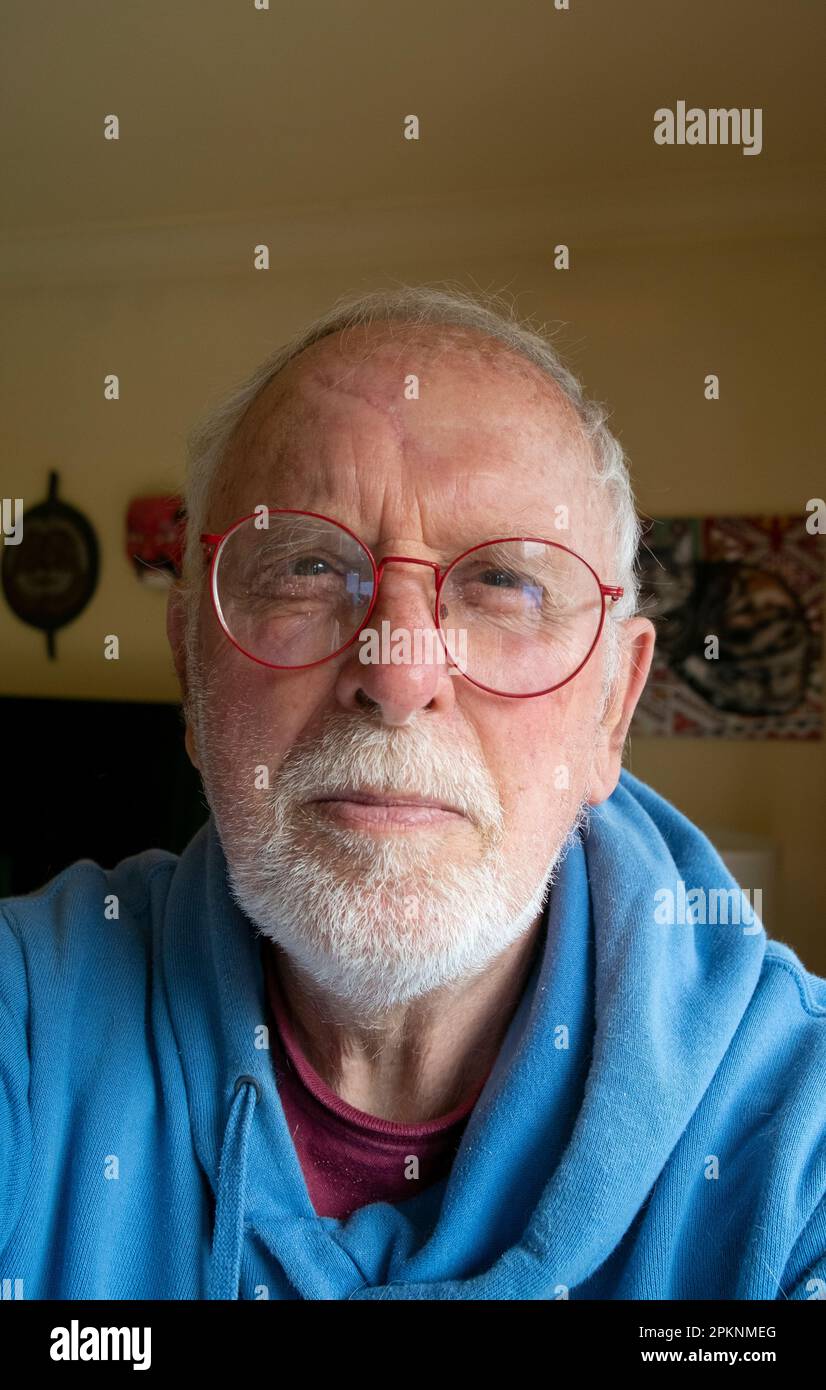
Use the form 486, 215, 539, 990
195, 701, 589, 1015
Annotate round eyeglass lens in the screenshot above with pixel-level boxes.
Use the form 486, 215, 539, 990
213, 512, 375, 667
438, 540, 604, 695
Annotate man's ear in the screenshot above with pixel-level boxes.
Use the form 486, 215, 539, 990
166, 583, 201, 771
587, 616, 656, 805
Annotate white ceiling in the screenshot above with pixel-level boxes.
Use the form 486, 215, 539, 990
1, 0, 823, 240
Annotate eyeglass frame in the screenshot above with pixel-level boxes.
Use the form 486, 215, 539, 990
199, 507, 623, 699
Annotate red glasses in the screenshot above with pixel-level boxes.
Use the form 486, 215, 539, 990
200, 509, 623, 698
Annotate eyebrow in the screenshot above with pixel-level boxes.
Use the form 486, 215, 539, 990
342, 514, 570, 548
224, 504, 574, 556
372, 528, 579, 560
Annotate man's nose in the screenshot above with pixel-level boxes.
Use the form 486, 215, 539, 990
334, 562, 456, 726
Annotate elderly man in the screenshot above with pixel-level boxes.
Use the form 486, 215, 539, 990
1, 287, 823, 1302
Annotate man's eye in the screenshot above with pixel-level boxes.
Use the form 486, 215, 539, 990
252, 552, 341, 584
290, 555, 334, 577
471, 567, 546, 601
479, 568, 523, 588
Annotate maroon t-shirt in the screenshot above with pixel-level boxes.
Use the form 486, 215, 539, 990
262, 944, 486, 1219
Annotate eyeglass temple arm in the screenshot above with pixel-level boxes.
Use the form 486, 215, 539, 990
602, 586, 623, 601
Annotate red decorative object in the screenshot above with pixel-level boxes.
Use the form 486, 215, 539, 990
126, 496, 185, 586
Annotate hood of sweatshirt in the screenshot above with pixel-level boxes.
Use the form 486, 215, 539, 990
160, 767, 768, 1300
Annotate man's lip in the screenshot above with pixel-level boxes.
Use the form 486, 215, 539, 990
307, 790, 465, 815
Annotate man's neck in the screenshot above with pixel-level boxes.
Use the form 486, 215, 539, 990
265, 919, 546, 1123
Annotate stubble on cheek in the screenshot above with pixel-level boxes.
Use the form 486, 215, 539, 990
496, 707, 600, 871
190, 657, 279, 839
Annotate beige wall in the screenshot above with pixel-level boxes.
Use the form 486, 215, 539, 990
2, 229, 823, 968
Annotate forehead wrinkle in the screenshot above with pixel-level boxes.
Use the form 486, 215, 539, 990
210, 322, 602, 551
299, 328, 593, 499
211, 378, 395, 527
215, 429, 600, 560
224, 316, 583, 465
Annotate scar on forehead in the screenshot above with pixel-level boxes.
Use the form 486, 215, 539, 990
215, 320, 590, 507
294, 321, 569, 400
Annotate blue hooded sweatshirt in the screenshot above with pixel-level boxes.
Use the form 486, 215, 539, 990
0, 769, 824, 1300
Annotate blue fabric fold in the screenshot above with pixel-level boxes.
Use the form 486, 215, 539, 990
1, 768, 824, 1300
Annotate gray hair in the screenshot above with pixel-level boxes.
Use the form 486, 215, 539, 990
180, 283, 644, 703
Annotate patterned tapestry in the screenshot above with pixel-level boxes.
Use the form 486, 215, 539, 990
632, 515, 823, 739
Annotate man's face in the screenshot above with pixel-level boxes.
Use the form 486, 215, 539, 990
176, 324, 632, 1012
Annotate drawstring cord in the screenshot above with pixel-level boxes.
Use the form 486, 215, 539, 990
207, 1075, 260, 1299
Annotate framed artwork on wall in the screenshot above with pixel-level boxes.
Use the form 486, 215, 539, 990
632, 514, 823, 739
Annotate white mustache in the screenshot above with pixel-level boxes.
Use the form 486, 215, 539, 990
266, 714, 504, 837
